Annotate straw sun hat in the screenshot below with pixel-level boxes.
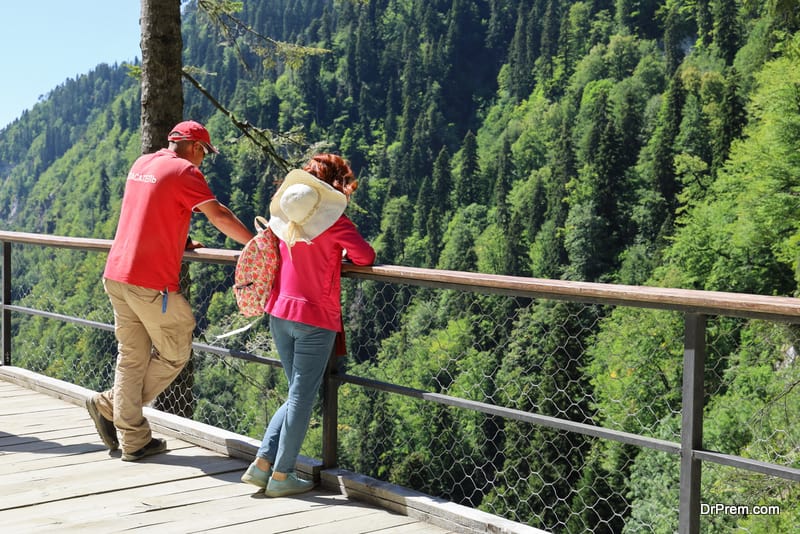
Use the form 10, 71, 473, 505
268, 169, 348, 249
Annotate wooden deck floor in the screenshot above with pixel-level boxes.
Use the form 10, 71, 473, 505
0, 380, 454, 533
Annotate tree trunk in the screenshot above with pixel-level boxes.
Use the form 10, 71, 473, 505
139, 0, 183, 154
140, 0, 194, 417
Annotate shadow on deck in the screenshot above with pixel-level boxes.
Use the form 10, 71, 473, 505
0, 367, 544, 534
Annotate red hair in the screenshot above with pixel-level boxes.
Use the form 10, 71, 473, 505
303, 154, 355, 195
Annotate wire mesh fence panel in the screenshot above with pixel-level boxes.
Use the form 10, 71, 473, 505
337, 279, 685, 531
703, 318, 800, 465
700, 463, 799, 533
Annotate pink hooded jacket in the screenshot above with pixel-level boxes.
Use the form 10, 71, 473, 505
265, 214, 375, 332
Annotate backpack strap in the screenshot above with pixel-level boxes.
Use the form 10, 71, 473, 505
215, 315, 264, 339
254, 215, 269, 233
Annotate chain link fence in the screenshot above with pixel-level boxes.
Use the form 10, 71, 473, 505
2, 240, 798, 533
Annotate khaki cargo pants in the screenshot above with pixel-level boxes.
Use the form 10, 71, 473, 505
95, 278, 195, 454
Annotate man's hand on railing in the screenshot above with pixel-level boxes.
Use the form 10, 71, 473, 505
185, 237, 204, 250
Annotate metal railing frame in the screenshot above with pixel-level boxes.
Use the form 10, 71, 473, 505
2, 230, 799, 534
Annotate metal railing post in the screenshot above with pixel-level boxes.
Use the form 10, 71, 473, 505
2, 242, 11, 366
679, 313, 706, 534
321, 347, 340, 469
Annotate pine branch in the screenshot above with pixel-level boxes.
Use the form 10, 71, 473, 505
181, 69, 292, 172
196, 0, 329, 71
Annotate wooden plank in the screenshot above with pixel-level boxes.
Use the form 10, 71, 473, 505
0, 443, 246, 510
0, 386, 39, 397
0, 472, 255, 532
46, 489, 343, 533
209, 503, 403, 533
0, 431, 92, 448
0, 426, 96, 450
0, 423, 92, 445
324, 469, 548, 534
0, 439, 109, 472
0, 372, 541, 534
135, 493, 388, 533
0, 397, 78, 412
0, 470, 248, 526
0, 418, 87, 443
0, 367, 93, 407
0, 434, 198, 476
373, 523, 461, 533
234, 506, 425, 534
0, 406, 88, 424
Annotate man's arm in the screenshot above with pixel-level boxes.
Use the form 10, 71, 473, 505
196, 200, 254, 245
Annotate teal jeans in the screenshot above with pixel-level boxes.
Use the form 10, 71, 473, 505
257, 316, 336, 474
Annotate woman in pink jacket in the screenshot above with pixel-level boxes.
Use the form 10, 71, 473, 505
241, 154, 375, 497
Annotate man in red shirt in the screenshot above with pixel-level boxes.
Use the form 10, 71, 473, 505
86, 120, 253, 461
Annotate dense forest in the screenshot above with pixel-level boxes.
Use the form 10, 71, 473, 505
1, 1, 799, 532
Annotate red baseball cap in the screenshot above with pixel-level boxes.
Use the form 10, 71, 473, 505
167, 120, 219, 154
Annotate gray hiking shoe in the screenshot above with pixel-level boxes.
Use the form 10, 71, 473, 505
121, 438, 167, 462
241, 462, 272, 489
264, 472, 314, 497
85, 396, 118, 451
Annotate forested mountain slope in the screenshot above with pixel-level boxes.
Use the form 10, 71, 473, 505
3, 1, 799, 290
1, 1, 798, 532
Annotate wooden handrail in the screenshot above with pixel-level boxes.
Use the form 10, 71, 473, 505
2, 230, 799, 322
343, 264, 800, 322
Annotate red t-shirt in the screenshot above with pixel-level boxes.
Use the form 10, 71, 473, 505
103, 149, 216, 291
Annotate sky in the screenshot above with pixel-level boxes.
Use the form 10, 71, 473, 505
0, 2, 142, 129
